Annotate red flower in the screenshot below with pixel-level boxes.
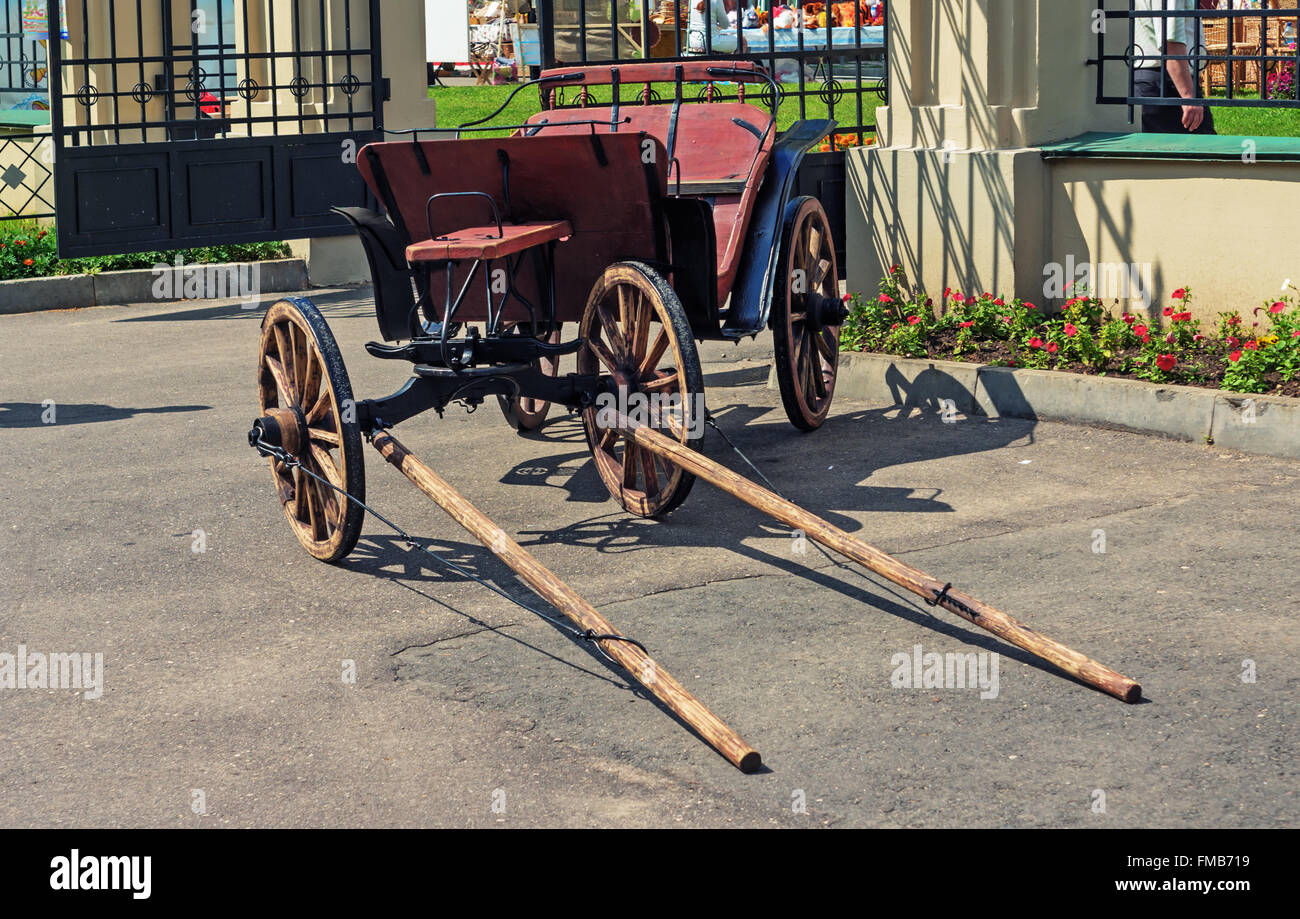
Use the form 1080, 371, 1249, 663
1172, 288, 1186, 300
1227, 336, 1240, 348
1173, 312, 1192, 323
23, 258, 33, 266
1046, 342, 1059, 354
1229, 350, 1242, 362
890, 323, 899, 331
15, 239, 26, 247
1024, 302, 1037, 311
925, 297, 933, 307
1244, 341, 1259, 351
959, 321, 974, 328
890, 264, 901, 273
1122, 313, 1135, 325
1292, 330, 1300, 339
1227, 316, 1241, 326
907, 315, 921, 325
1002, 316, 1013, 324
37, 229, 47, 239
1005, 358, 1017, 366
1133, 324, 1148, 337
1163, 306, 1175, 317
1064, 323, 1079, 337
993, 298, 1005, 307
943, 287, 951, 299
1156, 354, 1177, 372
879, 294, 894, 304
841, 293, 851, 303
1028, 337, 1044, 349
1270, 301, 1286, 314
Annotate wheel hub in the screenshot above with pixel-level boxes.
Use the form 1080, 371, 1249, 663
805, 292, 849, 331
249, 406, 309, 457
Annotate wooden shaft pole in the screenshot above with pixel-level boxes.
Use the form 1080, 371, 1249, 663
621, 419, 1142, 704
370, 430, 762, 773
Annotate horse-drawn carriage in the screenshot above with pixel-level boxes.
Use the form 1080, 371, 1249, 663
253, 59, 846, 561
248, 60, 1139, 771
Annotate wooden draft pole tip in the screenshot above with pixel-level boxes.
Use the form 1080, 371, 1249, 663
618, 416, 1142, 705
369, 430, 763, 773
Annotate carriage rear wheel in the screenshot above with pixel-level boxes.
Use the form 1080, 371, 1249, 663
772, 196, 841, 431
497, 323, 563, 433
578, 262, 704, 518
256, 298, 365, 562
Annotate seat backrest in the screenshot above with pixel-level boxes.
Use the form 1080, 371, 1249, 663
357, 133, 668, 325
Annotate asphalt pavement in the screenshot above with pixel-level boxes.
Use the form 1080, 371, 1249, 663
0, 287, 1295, 827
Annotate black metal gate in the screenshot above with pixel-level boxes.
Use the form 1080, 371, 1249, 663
48, 0, 386, 258
532, 0, 888, 273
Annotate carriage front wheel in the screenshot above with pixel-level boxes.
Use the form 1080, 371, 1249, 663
772, 196, 841, 432
256, 298, 366, 562
578, 262, 705, 518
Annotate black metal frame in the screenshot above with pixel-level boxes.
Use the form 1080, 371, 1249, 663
535, 0, 887, 146
1091, 1, 1300, 121
0, 131, 55, 220
47, 0, 387, 257
1, 2, 49, 96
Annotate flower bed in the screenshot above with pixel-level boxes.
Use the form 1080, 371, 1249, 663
0, 220, 292, 282
840, 265, 1300, 397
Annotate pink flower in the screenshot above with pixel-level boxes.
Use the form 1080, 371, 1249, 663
959, 321, 975, 328
1165, 332, 1177, 345
1292, 330, 1300, 339
1064, 323, 1079, 337
1028, 337, 1044, 349
1024, 302, 1037, 311
879, 294, 894, 304
907, 315, 921, 325
1133, 324, 1149, 338
1244, 341, 1259, 351
1163, 306, 1175, 317
1270, 301, 1286, 314
842, 293, 852, 303
1046, 342, 1059, 354
1172, 288, 1186, 300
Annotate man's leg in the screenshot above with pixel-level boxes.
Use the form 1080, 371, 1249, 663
1135, 69, 1185, 133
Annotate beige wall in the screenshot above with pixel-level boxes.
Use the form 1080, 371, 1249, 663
848, 0, 1300, 322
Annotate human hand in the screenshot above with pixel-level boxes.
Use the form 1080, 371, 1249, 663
1182, 103, 1204, 131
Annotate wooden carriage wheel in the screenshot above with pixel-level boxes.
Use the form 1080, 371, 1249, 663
497, 324, 563, 433
257, 298, 365, 562
772, 196, 841, 432
578, 262, 705, 518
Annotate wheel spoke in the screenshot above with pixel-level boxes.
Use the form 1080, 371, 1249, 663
638, 328, 670, 379
622, 443, 639, 489
300, 345, 323, 413
309, 426, 342, 446
273, 324, 296, 399
816, 328, 837, 362
265, 355, 294, 407
598, 427, 619, 452
812, 257, 831, 290
597, 302, 629, 357
305, 384, 332, 425
293, 467, 310, 522
631, 295, 652, 361
641, 371, 678, 393
587, 336, 620, 374
617, 285, 633, 340
640, 449, 660, 497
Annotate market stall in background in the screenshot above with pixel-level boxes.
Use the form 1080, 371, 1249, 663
427, 0, 885, 85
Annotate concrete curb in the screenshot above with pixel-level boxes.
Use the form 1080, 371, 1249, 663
0, 259, 309, 315
778, 351, 1300, 462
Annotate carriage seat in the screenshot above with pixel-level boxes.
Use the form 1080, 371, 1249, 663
405, 219, 573, 263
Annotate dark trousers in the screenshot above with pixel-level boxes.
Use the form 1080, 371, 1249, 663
1134, 68, 1217, 135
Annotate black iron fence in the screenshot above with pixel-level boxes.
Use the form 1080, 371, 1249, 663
534, 0, 887, 145
0, 131, 55, 219
1, 2, 49, 96
1093, 1, 1300, 116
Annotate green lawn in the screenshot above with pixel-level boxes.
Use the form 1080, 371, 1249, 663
1208, 92, 1300, 137
429, 83, 1299, 139
428, 82, 884, 139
